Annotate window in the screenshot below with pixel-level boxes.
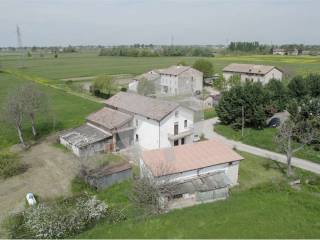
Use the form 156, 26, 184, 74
135, 119, 139, 127
175, 111, 179, 117
184, 120, 187, 128
174, 140, 179, 146
173, 194, 183, 199
135, 134, 139, 142
181, 138, 185, 145
174, 122, 179, 135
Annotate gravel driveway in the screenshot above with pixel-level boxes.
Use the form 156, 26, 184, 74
0, 140, 80, 237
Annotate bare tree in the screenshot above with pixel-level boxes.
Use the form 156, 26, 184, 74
2, 88, 26, 148
21, 83, 48, 136
274, 119, 317, 176
130, 161, 176, 215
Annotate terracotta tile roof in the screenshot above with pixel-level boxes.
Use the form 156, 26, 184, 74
223, 63, 281, 75
105, 92, 179, 121
142, 139, 244, 177
158, 65, 191, 76
86, 107, 132, 130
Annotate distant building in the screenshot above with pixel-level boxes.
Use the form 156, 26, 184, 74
223, 63, 283, 85
287, 48, 299, 56
158, 65, 203, 95
128, 70, 160, 92
204, 93, 221, 108
140, 139, 244, 209
273, 48, 286, 55
129, 65, 203, 96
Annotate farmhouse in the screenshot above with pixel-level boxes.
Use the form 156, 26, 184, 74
158, 65, 203, 95
60, 92, 195, 156
128, 70, 160, 92
273, 48, 286, 55
223, 63, 283, 84
140, 139, 244, 209
105, 92, 195, 150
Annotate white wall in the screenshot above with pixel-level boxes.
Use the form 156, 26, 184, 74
263, 68, 283, 83
159, 106, 194, 148
180, 68, 203, 93
60, 137, 81, 157
128, 80, 138, 92
134, 114, 160, 150
142, 160, 240, 186
133, 106, 194, 150
223, 68, 283, 85
160, 69, 203, 95
160, 75, 179, 95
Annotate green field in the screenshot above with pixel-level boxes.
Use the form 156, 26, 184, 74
77, 152, 320, 239
0, 72, 102, 149
215, 124, 320, 163
1, 52, 320, 149
2, 52, 320, 82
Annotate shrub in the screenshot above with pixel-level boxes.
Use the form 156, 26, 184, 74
20, 196, 107, 239
192, 59, 214, 78
2, 212, 32, 239
0, 152, 26, 178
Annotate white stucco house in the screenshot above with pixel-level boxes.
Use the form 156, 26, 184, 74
223, 63, 283, 85
157, 65, 203, 95
140, 139, 244, 209
105, 92, 195, 150
60, 92, 195, 156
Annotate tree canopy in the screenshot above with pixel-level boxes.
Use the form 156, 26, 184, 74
216, 82, 268, 129
192, 59, 214, 78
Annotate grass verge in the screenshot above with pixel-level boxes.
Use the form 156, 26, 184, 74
215, 124, 320, 163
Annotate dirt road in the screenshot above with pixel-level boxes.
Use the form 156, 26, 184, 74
0, 140, 80, 237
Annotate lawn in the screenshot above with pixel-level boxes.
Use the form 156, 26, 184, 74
214, 124, 320, 163
0, 72, 102, 149
78, 152, 320, 239
203, 107, 217, 120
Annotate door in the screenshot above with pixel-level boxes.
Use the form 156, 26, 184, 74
181, 138, 185, 145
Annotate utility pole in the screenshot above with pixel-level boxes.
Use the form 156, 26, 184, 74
241, 105, 245, 137
170, 35, 174, 46
16, 25, 24, 68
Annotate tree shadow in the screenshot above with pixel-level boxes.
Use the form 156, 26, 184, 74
262, 160, 287, 175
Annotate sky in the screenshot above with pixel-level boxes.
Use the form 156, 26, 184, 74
1, 0, 320, 47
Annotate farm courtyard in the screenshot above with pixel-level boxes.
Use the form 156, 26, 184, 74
0, 52, 320, 238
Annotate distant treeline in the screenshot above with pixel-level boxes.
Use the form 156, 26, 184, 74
99, 45, 215, 57
227, 41, 270, 53
227, 41, 320, 54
